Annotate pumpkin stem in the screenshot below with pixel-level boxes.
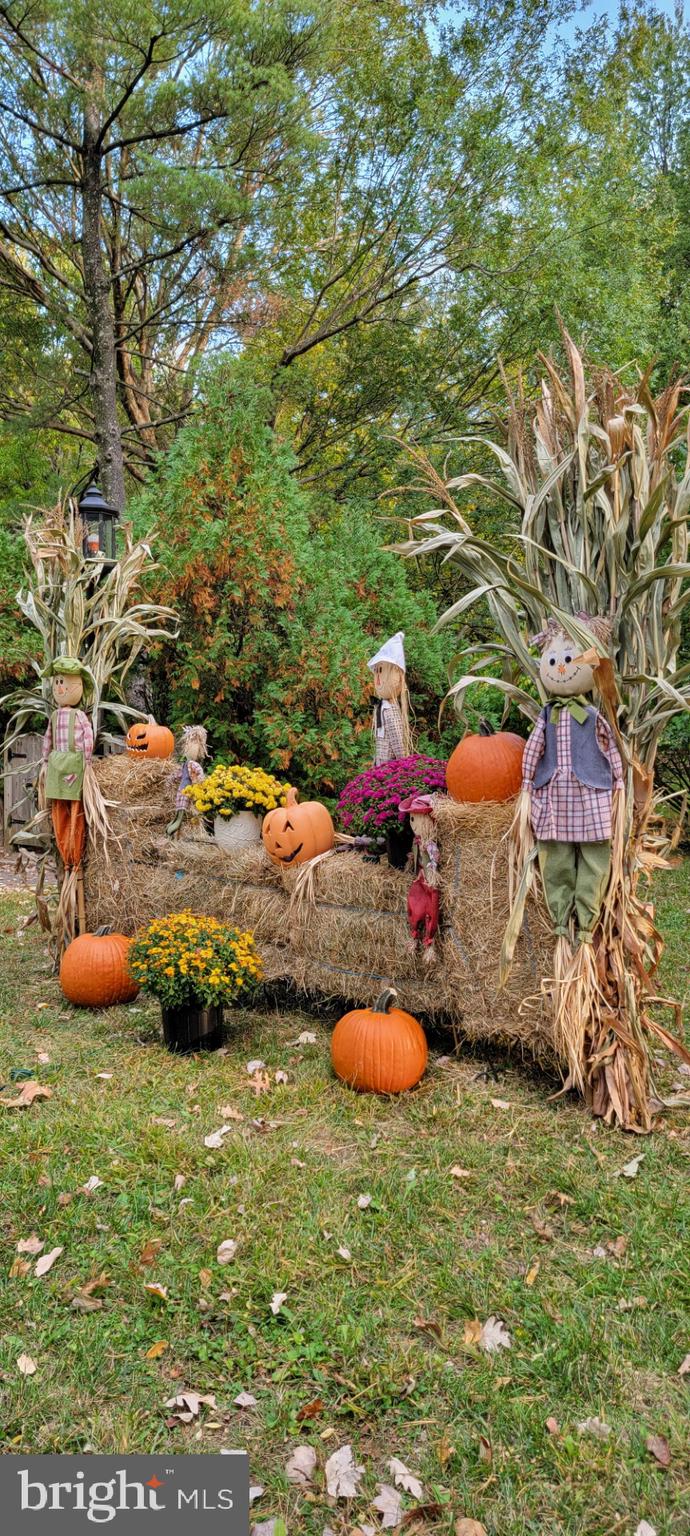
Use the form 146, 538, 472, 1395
374, 986, 398, 1014
479, 718, 495, 737
286, 786, 299, 806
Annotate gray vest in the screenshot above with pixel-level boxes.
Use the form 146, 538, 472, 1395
533, 703, 612, 791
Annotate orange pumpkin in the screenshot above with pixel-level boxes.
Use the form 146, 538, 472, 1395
262, 786, 334, 866
126, 719, 175, 760
446, 721, 524, 803
331, 987, 428, 1094
60, 931, 140, 1007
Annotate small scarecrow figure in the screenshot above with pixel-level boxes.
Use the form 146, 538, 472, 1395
398, 793, 440, 960
40, 656, 106, 942
166, 724, 208, 837
368, 631, 412, 766
522, 615, 624, 946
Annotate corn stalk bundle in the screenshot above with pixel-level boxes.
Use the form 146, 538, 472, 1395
391, 331, 690, 1130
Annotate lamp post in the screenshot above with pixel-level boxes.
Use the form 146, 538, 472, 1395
78, 482, 120, 565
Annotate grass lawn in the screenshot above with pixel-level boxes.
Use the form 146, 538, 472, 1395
0, 861, 689, 1536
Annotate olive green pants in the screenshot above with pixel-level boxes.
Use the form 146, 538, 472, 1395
537, 839, 611, 943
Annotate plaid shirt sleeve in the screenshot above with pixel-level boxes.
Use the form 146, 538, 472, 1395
74, 710, 94, 763
595, 713, 624, 788
521, 712, 546, 787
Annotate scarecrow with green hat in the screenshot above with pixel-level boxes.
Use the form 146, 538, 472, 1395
40, 656, 97, 937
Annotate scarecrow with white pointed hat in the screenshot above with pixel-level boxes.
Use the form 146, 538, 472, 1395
367, 631, 412, 766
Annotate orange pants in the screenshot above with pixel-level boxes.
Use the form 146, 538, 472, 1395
51, 799, 86, 868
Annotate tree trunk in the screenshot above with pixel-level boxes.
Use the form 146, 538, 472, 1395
81, 98, 126, 510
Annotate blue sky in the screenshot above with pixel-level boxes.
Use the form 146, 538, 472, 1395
558, 0, 682, 38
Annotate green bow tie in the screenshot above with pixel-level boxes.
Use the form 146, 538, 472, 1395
549, 695, 590, 726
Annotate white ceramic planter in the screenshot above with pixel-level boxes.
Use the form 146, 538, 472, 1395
214, 811, 262, 850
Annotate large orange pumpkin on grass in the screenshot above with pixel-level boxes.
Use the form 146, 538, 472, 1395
262, 787, 334, 867
126, 719, 174, 760
446, 720, 524, 803
331, 987, 428, 1094
60, 931, 140, 1007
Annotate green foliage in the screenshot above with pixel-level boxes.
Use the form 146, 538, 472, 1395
134, 370, 452, 797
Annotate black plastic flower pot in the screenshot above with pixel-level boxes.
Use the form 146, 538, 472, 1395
161, 1003, 224, 1054
385, 820, 414, 870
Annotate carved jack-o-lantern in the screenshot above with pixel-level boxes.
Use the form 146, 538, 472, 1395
126, 719, 175, 760
262, 786, 334, 866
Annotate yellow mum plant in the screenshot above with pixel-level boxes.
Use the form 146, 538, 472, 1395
129, 911, 262, 1008
184, 763, 290, 820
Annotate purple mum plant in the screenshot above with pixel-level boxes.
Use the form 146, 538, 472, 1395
337, 755, 447, 837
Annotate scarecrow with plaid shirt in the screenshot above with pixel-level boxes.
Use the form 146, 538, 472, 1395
522, 615, 624, 943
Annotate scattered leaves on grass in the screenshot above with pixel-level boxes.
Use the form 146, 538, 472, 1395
270, 1291, 288, 1315
80, 1176, 103, 1195
145, 1340, 169, 1359
325, 1444, 364, 1499
388, 1459, 423, 1499
530, 1211, 555, 1241
36, 1051, 50, 1065
373, 1485, 403, 1528
490, 1098, 511, 1110
617, 1296, 647, 1312
174, 1174, 186, 1192
9, 1257, 30, 1278
297, 1398, 324, 1422
251, 1070, 271, 1097
524, 1260, 540, 1287
286, 1445, 317, 1487
454, 1521, 487, 1536
414, 1316, 442, 1339
70, 1293, 103, 1313
144, 1282, 168, 1302
219, 1106, 244, 1121
477, 1436, 492, 1464
34, 1246, 62, 1277
646, 1433, 671, 1467
357, 1194, 372, 1209
616, 1154, 644, 1179
2, 1081, 52, 1109
337, 1245, 352, 1261
165, 1391, 217, 1425
677, 1353, 690, 1376
246, 1060, 266, 1074
545, 1417, 560, 1436
437, 1434, 454, 1467
217, 1240, 237, 1265
17, 1234, 44, 1255
450, 1166, 471, 1180
139, 1238, 163, 1266
234, 1391, 257, 1409
16, 1353, 37, 1377
634, 1523, 657, 1536
151, 1116, 176, 1128
577, 1416, 612, 1441
95, 1071, 113, 1080
292, 1031, 316, 1045
275, 1070, 289, 1085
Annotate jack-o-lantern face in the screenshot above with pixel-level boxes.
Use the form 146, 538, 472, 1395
262, 787, 334, 866
126, 719, 175, 760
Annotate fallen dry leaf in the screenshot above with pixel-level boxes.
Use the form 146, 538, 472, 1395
199, 1268, 213, 1288
17, 1234, 44, 1256
34, 1246, 63, 1278
144, 1282, 168, 1301
388, 1459, 423, 1500
478, 1435, 492, 1464
173, 1174, 186, 1192
217, 1239, 238, 1265
544, 1190, 575, 1208
249, 1486, 264, 1504
357, 1193, 372, 1210
297, 1397, 324, 1422
204, 1124, 233, 1149
165, 1390, 217, 1424
462, 1319, 483, 1347
646, 1433, 671, 1467
80, 1176, 103, 1195
525, 1259, 540, 1287
270, 1291, 288, 1315
17, 1353, 37, 1377
413, 1316, 442, 1339
677, 1353, 690, 1376
294, 1031, 316, 1045
372, 1485, 402, 1528
251, 1070, 271, 1097
454, 1521, 487, 1536
95, 1071, 113, 1080
617, 1295, 647, 1312
2, 1081, 52, 1109
325, 1443, 364, 1499
275, 1070, 289, 1085
545, 1417, 560, 1436
616, 1154, 645, 1179
450, 1166, 471, 1180
286, 1445, 317, 1487
234, 1391, 257, 1409
151, 1116, 176, 1127
139, 1238, 163, 1266
219, 1106, 244, 1121
337, 1245, 352, 1261
145, 1340, 169, 1359
479, 1316, 511, 1354
9, 1257, 31, 1278
36, 1051, 51, 1064
577, 1416, 611, 1441
246, 1059, 266, 1074
530, 1211, 555, 1241
490, 1098, 511, 1110
634, 1523, 657, 1536
437, 1433, 454, 1467
70, 1293, 103, 1313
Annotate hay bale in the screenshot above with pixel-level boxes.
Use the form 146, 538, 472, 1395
83, 764, 557, 1066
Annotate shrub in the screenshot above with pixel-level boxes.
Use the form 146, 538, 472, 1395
336, 755, 447, 836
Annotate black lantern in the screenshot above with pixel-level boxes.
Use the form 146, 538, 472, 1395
79, 482, 120, 564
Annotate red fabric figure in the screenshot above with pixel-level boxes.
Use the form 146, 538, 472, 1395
398, 792, 440, 960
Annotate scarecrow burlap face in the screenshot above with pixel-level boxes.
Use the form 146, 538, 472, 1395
533, 614, 612, 698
